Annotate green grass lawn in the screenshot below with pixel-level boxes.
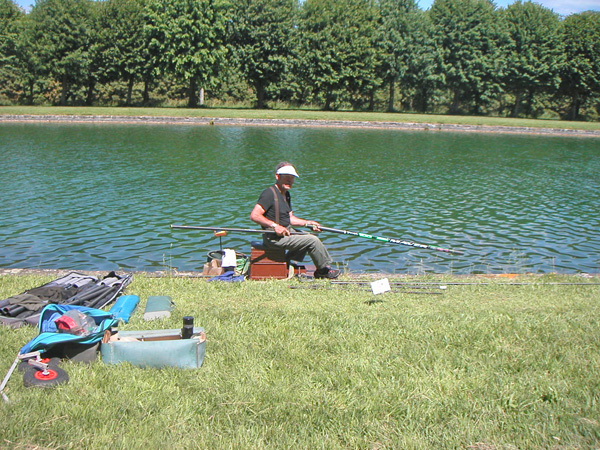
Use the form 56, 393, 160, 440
1, 273, 599, 449
2, 105, 600, 132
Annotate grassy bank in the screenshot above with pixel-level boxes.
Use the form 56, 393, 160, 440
1, 273, 599, 449
2, 105, 600, 132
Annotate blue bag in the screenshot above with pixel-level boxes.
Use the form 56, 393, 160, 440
19, 304, 119, 355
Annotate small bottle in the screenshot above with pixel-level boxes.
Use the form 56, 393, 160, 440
181, 316, 194, 339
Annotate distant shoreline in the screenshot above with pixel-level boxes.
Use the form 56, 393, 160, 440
2, 114, 600, 137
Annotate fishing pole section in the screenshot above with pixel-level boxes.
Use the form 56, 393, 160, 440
170, 225, 304, 235
308, 225, 464, 255
170, 224, 464, 255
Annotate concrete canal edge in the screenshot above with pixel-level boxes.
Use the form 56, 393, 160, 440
2, 114, 600, 138
1, 268, 599, 280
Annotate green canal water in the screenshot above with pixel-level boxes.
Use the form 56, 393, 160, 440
1, 122, 599, 274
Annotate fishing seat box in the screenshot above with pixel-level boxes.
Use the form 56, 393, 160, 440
249, 241, 289, 280
248, 241, 310, 280
100, 328, 206, 369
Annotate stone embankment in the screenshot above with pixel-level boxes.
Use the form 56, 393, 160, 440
2, 114, 600, 137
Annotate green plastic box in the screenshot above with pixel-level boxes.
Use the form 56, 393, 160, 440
100, 328, 206, 369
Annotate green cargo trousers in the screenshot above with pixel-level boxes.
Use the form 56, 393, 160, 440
263, 230, 332, 270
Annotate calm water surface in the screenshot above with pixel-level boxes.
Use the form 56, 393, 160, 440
1, 122, 599, 274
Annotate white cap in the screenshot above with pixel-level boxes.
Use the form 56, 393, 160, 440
276, 165, 300, 178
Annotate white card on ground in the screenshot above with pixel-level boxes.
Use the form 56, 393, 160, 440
371, 278, 391, 295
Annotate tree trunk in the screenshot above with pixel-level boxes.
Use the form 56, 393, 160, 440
60, 74, 70, 106
387, 79, 395, 112
569, 94, 580, 121
324, 91, 333, 111
449, 91, 461, 115
142, 79, 150, 105
472, 94, 482, 116
368, 91, 375, 112
510, 91, 522, 118
525, 90, 535, 118
85, 78, 95, 106
126, 76, 134, 106
255, 81, 266, 109
27, 79, 35, 105
187, 77, 198, 108
414, 88, 429, 113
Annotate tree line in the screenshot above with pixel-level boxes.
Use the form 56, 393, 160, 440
1, 0, 599, 120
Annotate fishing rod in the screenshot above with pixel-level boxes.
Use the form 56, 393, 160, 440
330, 281, 448, 289
310, 225, 464, 255
172, 224, 464, 254
332, 280, 600, 286
170, 225, 305, 235
288, 285, 443, 295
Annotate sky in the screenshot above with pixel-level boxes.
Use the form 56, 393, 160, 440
416, 0, 599, 15
11, 0, 600, 16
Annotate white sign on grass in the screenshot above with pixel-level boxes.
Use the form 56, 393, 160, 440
370, 278, 391, 295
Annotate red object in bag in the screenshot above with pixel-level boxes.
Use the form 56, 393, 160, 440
55, 312, 85, 335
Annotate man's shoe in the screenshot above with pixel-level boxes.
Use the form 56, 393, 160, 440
314, 267, 340, 279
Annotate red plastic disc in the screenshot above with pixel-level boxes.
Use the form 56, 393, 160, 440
34, 369, 59, 381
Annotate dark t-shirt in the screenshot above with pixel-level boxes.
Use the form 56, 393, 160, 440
257, 185, 292, 228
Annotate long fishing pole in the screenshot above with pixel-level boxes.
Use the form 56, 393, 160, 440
331, 280, 600, 286
330, 281, 448, 289
311, 225, 464, 255
170, 225, 305, 235
288, 285, 443, 295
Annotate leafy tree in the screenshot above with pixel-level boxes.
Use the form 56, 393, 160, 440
145, 0, 229, 107
405, 9, 445, 113
229, 0, 297, 109
137, 0, 165, 104
298, 0, 379, 110
10, 12, 43, 104
501, 1, 562, 117
429, 0, 506, 114
27, 0, 93, 105
0, 0, 21, 58
0, 0, 22, 60
0, 0, 24, 102
559, 11, 600, 120
374, 0, 418, 112
95, 0, 149, 105
82, 0, 104, 105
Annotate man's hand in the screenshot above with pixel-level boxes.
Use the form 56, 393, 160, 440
306, 221, 322, 232
274, 224, 291, 236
